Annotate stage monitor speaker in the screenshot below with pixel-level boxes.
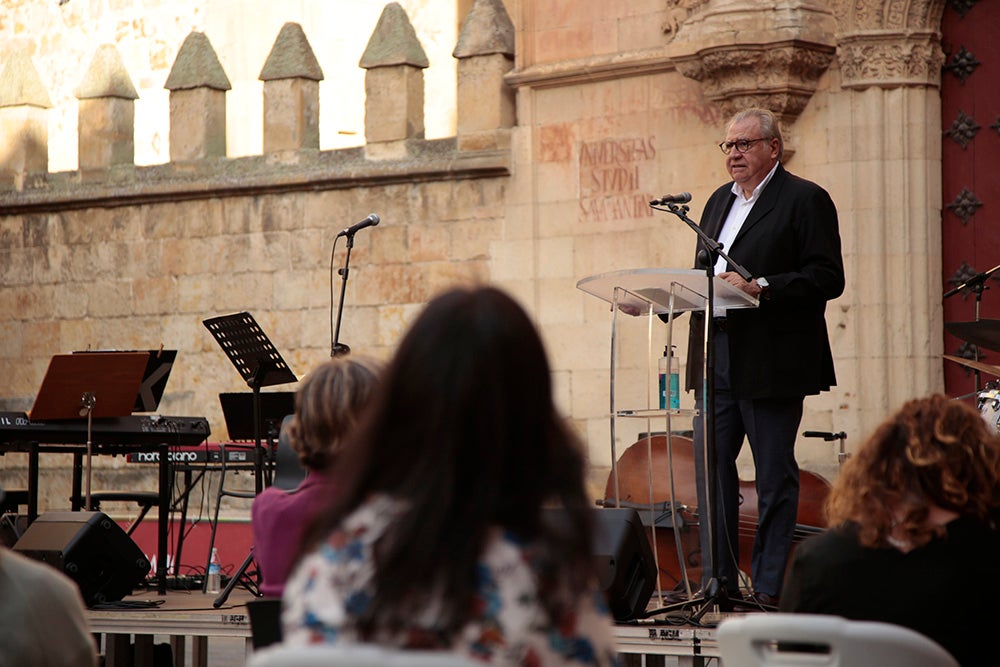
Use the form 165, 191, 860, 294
13, 511, 151, 607
544, 507, 656, 621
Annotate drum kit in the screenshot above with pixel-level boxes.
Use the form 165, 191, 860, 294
943, 319, 1000, 433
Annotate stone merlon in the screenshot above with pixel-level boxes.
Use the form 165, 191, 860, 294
359, 2, 429, 70
453, 0, 515, 60
0, 51, 53, 109
259, 22, 324, 82
75, 44, 138, 100
164, 32, 232, 91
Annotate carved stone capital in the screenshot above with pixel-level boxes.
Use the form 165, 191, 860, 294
837, 30, 945, 90
666, 0, 837, 126
673, 43, 834, 120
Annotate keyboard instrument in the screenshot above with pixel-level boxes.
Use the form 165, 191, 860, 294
0, 412, 209, 447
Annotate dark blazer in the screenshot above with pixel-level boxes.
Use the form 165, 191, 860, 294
687, 163, 845, 399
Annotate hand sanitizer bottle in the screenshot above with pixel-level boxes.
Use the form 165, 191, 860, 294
206, 547, 221, 594
669, 345, 681, 410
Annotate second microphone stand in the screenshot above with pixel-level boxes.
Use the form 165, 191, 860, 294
330, 233, 358, 358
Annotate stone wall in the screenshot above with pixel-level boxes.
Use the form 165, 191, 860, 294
0, 0, 514, 515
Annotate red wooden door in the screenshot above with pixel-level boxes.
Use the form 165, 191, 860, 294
941, 0, 1000, 397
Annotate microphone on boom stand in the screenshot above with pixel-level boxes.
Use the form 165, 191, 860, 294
650, 192, 692, 206
330, 214, 380, 357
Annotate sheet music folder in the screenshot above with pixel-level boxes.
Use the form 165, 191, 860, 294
219, 392, 295, 441
29, 352, 149, 421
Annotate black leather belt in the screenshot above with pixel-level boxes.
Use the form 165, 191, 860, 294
713, 317, 729, 331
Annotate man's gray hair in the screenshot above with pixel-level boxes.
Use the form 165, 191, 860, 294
728, 108, 784, 161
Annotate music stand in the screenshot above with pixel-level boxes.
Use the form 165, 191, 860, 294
203, 312, 296, 607
72, 349, 178, 413
30, 352, 148, 509
203, 312, 297, 493
30, 352, 148, 421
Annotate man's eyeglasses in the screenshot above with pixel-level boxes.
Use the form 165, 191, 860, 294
718, 138, 769, 155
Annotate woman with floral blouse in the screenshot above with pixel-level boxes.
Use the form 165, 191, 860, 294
281, 286, 619, 666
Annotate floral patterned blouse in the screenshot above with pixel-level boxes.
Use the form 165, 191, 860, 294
281, 494, 621, 666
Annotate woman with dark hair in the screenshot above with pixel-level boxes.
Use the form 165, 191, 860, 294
280, 286, 618, 666
780, 394, 1000, 665
251, 355, 382, 598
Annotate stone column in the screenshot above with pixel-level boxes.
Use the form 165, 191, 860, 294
453, 0, 515, 151
827, 0, 947, 438
75, 44, 138, 171
0, 50, 52, 189
164, 32, 231, 161
359, 2, 429, 158
259, 22, 324, 153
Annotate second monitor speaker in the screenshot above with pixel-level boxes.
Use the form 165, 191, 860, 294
545, 507, 656, 621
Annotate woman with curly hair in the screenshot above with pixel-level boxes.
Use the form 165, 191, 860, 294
780, 393, 1000, 665
251, 355, 382, 598
279, 286, 619, 666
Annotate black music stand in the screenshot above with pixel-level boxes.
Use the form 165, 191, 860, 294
203, 312, 297, 492
203, 312, 296, 607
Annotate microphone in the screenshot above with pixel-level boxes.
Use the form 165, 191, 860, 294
337, 213, 380, 237
651, 192, 692, 205
803, 431, 847, 441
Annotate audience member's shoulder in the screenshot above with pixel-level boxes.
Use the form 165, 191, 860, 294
948, 515, 1000, 543
0, 548, 90, 626
0, 549, 77, 593
794, 521, 861, 557
252, 484, 292, 509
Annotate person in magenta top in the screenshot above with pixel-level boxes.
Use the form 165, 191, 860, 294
251, 355, 382, 598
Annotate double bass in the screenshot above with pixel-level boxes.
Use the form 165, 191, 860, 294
602, 433, 830, 593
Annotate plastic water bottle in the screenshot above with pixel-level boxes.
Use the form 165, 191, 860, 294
206, 547, 221, 594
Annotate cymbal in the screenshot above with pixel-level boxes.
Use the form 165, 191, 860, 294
943, 354, 1000, 377
944, 319, 1000, 352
